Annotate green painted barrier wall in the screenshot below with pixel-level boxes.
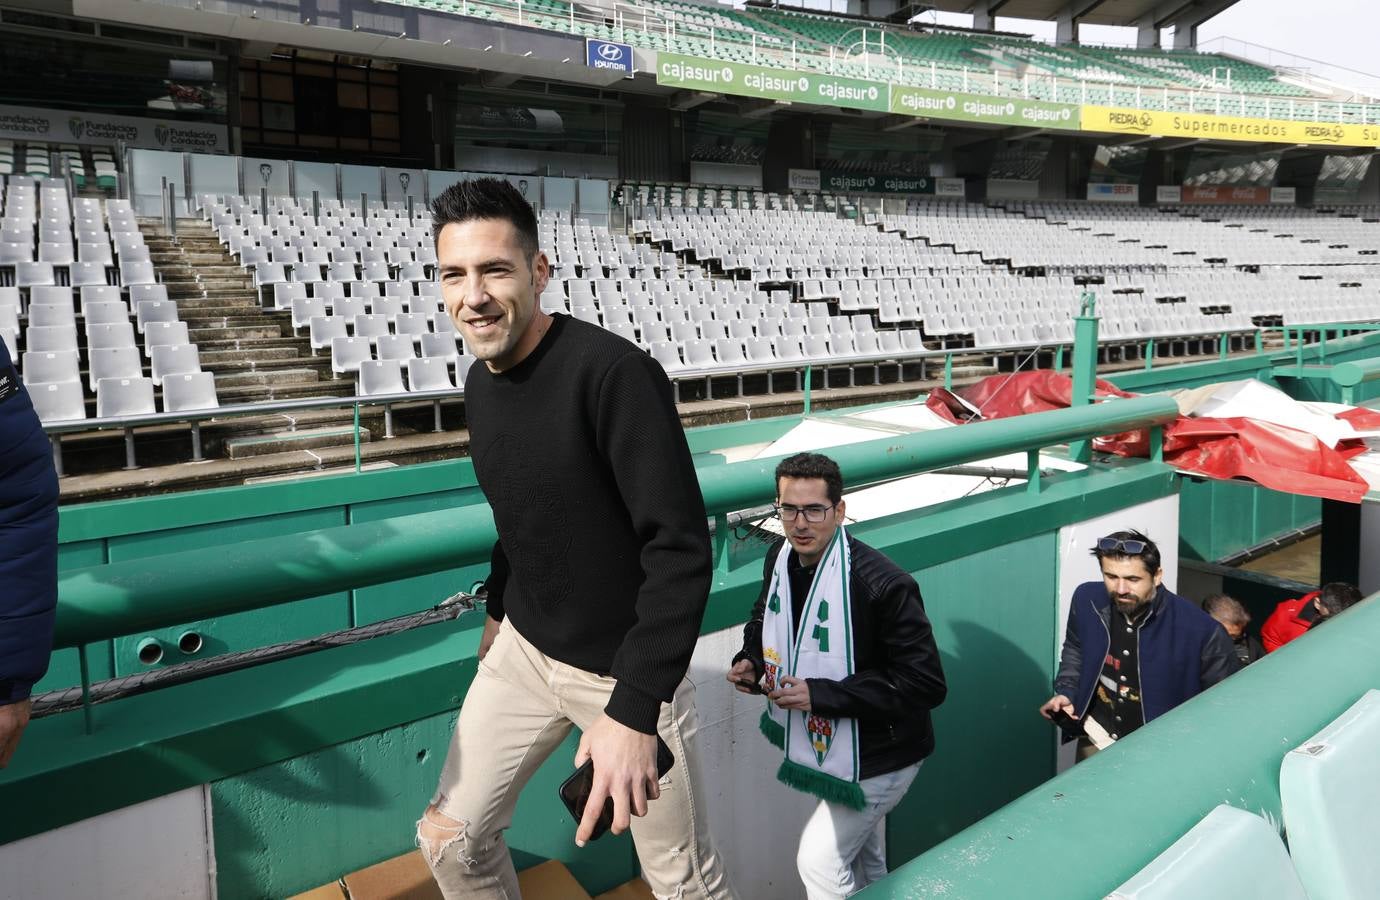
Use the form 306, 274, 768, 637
211, 712, 637, 898
1178, 478, 1319, 563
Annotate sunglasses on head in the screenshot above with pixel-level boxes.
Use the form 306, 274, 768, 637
1098, 537, 1148, 555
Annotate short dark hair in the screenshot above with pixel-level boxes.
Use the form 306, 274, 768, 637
1091, 529, 1162, 576
1317, 582, 1363, 616
430, 177, 539, 258
1201, 593, 1249, 626
775, 452, 843, 505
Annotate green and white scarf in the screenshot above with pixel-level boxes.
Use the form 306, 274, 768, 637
759, 525, 865, 810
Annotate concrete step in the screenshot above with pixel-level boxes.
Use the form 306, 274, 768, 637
206, 360, 332, 380
195, 336, 310, 352
224, 424, 373, 460
183, 315, 286, 329
214, 380, 356, 403
199, 347, 303, 365
206, 368, 323, 389
189, 324, 285, 341
172, 298, 263, 313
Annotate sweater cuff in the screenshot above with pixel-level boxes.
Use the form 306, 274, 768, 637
0, 679, 33, 705
731, 650, 764, 680
605, 682, 663, 735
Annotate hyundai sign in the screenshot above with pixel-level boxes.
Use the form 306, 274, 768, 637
586, 39, 633, 74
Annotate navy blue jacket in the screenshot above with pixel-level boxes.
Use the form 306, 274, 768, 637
0, 339, 59, 705
1054, 581, 1239, 723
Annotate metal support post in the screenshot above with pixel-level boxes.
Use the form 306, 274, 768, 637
1067, 291, 1099, 464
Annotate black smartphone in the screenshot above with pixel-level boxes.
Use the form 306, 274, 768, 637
559, 736, 676, 841
1047, 706, 1083, 735
734, 678, 766, 695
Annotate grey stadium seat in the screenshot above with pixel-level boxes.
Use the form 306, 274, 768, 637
28, 380, 86, 424
149, 344, 201, 387
357, 359, 405, 396
95, 376, 155, 418
406, 357, 455, 392
162, 372, 219, 412
21, 350, 80, 386
88, 345, 143, 392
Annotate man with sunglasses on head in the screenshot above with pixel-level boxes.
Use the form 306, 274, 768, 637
1040, 530, 1239, 760
726, 452, 947, 900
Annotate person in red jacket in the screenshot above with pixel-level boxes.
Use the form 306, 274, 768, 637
1260, 582, 1363, 652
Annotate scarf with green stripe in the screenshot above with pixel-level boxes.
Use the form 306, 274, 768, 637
759, 526, 865, 810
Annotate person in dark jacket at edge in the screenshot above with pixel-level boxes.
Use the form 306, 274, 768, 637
727, 452, 947, 900
1201, 593, 1265, 667
0, 338, 60, 769
1039, 530, 1239, 761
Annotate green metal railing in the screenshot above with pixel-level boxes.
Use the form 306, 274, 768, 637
1282, 322, 1380, 370
861, 590, 1380, 900
53, 396, 1178, 728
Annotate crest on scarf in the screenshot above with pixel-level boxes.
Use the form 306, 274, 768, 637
763, 647, 782, 694
806, 714, 835, 766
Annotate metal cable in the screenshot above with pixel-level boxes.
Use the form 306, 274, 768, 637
31, 591, 483, 718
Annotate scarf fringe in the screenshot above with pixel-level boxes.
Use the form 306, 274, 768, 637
776, 759, 867, 810
759, 710, 785, 748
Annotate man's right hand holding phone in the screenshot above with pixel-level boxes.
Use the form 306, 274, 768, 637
1039, 694, 1083, 733
726, 659, 764, 695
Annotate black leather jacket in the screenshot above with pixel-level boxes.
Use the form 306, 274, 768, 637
734, 535, 947, 779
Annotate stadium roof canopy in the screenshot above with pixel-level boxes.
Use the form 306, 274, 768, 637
920, 0, 1240, 29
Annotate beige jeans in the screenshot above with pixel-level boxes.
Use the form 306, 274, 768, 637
420, 620, 735, 900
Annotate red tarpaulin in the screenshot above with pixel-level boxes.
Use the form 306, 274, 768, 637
926, 372, 1370, 503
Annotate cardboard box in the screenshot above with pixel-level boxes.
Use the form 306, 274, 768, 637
593, 877, 657, 900
342, 850, 444, 900
517, 860, 593, 900
288, 882, 347, 900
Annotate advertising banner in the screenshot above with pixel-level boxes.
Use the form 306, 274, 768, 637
936, 177, 965, 197
656, 53, 889, 113
788, 168, 821, 191
1087, 182, 1139, 203
1081, 106, 1380, 149
821, 170, 935, 195
1179, 185, 1271, 204
890, 85, 1081, 129
0, 104, 227, 152
1156, 185, 1181, 203
1270, 186, 1297, 204
586, 39, 633, 75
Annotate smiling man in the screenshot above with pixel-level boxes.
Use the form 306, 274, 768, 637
728, 453, 946, 900
416, 178, 732, 899
1039, 530, 1239, 760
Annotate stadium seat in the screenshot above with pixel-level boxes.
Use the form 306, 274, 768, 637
95, 376, 155, 419
150, 344, 201, 388
26, 325, 79, 353
358, 358, 405, 396
310, 316, 349, 354
135, 301, 179, 333
21, 350, 80, 386
88, 345, 143, 392
1279, 689, 1380, 899
27, 380, 86, 424
1108, 805, 1306, 899
162, 372, 220, 412
331, 336, 373, 376
406, 356, 455, 392
375, 333, 417, 361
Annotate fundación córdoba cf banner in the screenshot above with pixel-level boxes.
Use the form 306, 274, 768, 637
0, 104, 228, 153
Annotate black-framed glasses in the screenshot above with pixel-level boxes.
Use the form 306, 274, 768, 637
776, 503, 836, 524
1098, 536, 1147, 554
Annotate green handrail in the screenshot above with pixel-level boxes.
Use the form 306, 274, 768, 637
52, 395, 1179, 649
861, 592, 1380, 900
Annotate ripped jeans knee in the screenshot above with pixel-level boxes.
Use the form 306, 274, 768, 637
416, 804, 479, 871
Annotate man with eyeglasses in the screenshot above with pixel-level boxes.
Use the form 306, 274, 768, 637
1040, 530, 1239, 760
727, 452, 947, 900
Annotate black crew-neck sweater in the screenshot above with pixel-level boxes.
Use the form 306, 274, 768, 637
464, 314, 713, 734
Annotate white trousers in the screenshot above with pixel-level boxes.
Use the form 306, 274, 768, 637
795, 761, 922, 900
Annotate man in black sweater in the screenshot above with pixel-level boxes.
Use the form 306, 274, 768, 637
728, 453, 946, 900
417, 179, 733, 899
